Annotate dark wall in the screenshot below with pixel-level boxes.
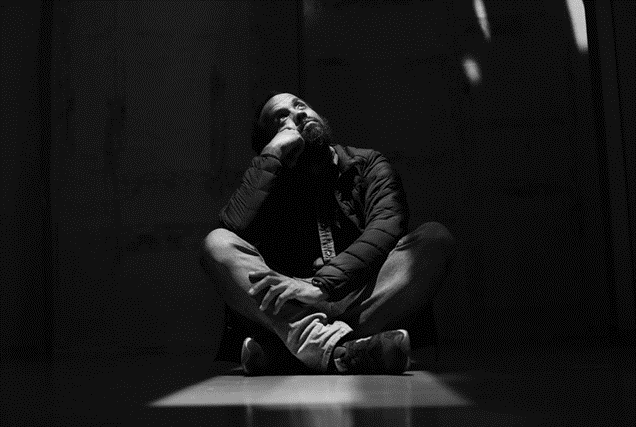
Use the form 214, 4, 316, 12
598, 1, 636, 339
1, 1, 52, 354
46, 1, 301, 352
302, 0, 614, 345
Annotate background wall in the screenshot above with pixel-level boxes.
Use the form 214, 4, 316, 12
303, 0, 612, 346
47, 0, 301, 352
2, 0, 632, 357
1, 1, 51, 354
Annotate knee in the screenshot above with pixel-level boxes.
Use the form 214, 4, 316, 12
200, 227, 236, 265
413, 221, 457, 251
430, 222, 456, 247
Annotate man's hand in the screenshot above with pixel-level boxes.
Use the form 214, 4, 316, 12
261, 128, 305, 168
248, 270, 327, 315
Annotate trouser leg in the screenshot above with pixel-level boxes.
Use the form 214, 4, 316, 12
334, 222, 457, 340
200, 228, 352, 372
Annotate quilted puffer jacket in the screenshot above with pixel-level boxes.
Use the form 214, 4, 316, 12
219, 144, 409, 303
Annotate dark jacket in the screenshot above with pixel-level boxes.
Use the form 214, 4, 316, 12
219, 144, 409, 302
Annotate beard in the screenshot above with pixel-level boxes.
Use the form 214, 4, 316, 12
301, 117, 332, 147
294, 117, 336, 180
298, 117, 333, 159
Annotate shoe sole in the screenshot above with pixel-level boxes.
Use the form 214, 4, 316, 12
241, 337, 261, 376
397, 329, 412, 372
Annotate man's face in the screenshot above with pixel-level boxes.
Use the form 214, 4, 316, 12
259, 93, 332, 149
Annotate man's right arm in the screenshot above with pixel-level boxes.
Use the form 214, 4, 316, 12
219, 128, 305, 240
218, 154, 284, 241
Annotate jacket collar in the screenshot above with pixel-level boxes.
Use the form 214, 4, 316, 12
332, 144, 362, 177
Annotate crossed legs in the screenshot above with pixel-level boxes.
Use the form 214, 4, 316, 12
199, 222, 456, 372
334, 221, 457, 340
199, 228, 352, 372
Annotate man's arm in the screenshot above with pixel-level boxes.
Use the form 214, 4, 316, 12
219, 128, 305, 241
218, 154, 283, 242
312, 151, 409, 302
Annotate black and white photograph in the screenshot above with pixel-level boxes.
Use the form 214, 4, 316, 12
2, 1, 634, 425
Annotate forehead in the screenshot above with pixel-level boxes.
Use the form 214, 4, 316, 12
259, 93, 303, 122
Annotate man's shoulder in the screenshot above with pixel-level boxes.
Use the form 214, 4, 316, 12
334, 145, 391, 179
335, 144, 384, 165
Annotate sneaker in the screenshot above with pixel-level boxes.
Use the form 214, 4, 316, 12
241, 337, 267, 376
241, 336, 314, 376
331, 329, 412, 374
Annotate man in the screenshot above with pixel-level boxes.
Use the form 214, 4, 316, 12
200, 91, 457, 375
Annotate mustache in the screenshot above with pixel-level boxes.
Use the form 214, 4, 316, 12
299, 119, 318, 131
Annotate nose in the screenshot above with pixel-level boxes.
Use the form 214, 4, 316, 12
292, 108, 307, 125
281, 109, 307, 131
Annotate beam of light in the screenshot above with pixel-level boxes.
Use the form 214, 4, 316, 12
462, 55, 482, 85
473, 0, 490, 41
566, 0, 588, 53
148, 372, 471, 407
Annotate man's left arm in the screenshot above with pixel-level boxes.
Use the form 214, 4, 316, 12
312, 151, 409, 302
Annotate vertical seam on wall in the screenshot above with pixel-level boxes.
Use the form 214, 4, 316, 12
609, 1, 636, 285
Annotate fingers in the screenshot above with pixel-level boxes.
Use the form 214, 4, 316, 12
273, 288, 295, 315
249, 277, 271, 296
247, 271, 296, 314
260, 284, 285, 312
248, 270, 273, 283
248, 270, 275, 295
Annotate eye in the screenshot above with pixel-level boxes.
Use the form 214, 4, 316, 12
296, 102, 306, 110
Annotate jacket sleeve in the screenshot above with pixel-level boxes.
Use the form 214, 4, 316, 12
218, 154, 284, 244
313, 151, 409, 301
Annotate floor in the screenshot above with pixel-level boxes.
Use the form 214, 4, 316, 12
2, 342, 634, 427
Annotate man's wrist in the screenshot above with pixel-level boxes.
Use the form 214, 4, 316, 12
261, 146, 283, 160
311, 278, 329, 301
